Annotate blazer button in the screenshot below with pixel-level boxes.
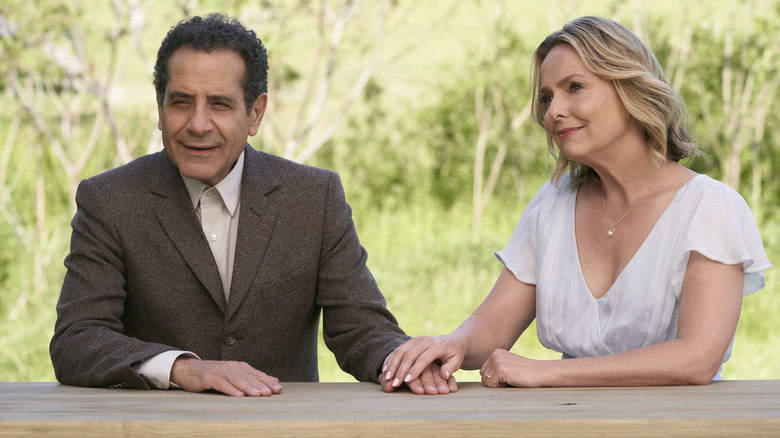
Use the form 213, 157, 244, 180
224, 335, 237, 346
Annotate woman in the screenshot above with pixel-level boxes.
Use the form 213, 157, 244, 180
383, 16, 771, 389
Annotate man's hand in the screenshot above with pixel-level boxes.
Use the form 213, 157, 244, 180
380, 362, 457, 395
170, 357, 283, 396
381, 335, 465, 390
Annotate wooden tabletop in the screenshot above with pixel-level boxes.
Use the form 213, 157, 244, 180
2, 380, 779, 437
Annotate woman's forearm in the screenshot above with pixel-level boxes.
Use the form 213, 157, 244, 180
535, 338, 724, 387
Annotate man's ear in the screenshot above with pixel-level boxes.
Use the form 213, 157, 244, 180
248, 93, 268, 137
156, 93, 163, 130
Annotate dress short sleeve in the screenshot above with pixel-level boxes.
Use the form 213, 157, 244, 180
495, 179, 568, 285
675, 176, 772, 296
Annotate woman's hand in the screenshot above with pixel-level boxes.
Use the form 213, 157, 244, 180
382, 335, 465, 389
479, 349, 546, 388
381, 361, 458, 394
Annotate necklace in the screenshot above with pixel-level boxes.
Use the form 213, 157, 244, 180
601, 162, 665, 237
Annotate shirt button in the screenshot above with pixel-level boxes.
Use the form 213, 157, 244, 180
209, 233, 217, 241
224, 335, 237, 346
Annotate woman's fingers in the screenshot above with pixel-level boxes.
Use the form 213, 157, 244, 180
383, 337, 436, 385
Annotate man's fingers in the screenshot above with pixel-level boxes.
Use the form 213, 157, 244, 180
173, 359, 283, 397
416, 367, 439, 395
405, 378, 427, 395
225, 363, 283, 396
430, 364, 455, 394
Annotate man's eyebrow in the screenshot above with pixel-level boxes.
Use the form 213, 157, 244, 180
167, 91, 193, 100
207, 95, 238, 105
166, 91, 237, 105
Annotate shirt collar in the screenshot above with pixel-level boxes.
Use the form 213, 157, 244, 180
181, 151, 244, 216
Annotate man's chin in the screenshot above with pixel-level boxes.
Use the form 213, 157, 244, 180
177, 166, 220, 186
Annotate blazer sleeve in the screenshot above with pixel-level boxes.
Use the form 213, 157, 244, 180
317, 172, 410, 382
49, 177, 172, 390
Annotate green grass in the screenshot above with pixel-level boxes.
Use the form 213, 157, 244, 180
316, 197, 557, 383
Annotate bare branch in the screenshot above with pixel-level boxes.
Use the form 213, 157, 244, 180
294, 0, 386, 163
285, 0, 328, 157
34, 138, 46, 301
481, 87, 509, 213
11, 73, 74, 178
693, 63, 724, 158
0, 113, 31, 245
749, 77, 777, 209
290, 4, 349, 152
109, 0, 156, 163
472, 86, 492, 234
721, 0, 738, 117
509, 97, 533, 132
381, 0, 464, 66
666, 2, 693, 91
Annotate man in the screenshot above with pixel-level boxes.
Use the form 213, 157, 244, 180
50, 13, 455, 396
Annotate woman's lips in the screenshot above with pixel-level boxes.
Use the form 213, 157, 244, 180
557, 126, 582, 139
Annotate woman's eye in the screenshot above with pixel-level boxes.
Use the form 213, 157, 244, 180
568, 82, 583, 92
539, 95, 552, 104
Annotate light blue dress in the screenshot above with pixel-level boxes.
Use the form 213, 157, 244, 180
496, 173, 772, 379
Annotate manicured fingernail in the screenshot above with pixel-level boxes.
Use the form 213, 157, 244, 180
385, 371, 391, 381
382, 364, 387, 372
392, 378, 399, 387
404, 374, 412, 383
445, 370, 450, 379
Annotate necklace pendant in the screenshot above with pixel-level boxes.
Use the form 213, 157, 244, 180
607, 227, 614, 237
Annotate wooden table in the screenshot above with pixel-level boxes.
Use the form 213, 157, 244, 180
2, 380, 779, 437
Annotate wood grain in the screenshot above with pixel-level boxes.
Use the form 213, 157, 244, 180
2, 381, 779, 437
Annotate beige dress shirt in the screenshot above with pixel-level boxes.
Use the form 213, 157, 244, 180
135, 152, 244, 389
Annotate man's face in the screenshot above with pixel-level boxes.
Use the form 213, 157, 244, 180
157, 47, 267, 186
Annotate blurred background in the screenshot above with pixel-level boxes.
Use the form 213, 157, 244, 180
1, 0, 777, 383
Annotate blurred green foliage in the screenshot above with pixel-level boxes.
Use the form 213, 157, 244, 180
1, 0, 778, 384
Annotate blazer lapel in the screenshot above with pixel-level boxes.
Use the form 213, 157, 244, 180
226, 147, 280, 321
150, 152, 228, 313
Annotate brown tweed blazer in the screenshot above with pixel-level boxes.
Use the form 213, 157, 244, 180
50, 145, 408, 390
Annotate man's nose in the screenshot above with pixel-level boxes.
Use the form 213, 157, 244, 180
188, 104, 213, 134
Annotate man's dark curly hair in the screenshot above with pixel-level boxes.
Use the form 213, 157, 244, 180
153, 13, 268, 114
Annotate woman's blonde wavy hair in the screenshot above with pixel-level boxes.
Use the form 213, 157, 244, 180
531, 16, 701, 187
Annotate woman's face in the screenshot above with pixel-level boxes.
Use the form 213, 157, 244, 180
539, 44, 641, 166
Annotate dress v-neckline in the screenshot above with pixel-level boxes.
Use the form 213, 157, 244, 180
573, 174, 702, 301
